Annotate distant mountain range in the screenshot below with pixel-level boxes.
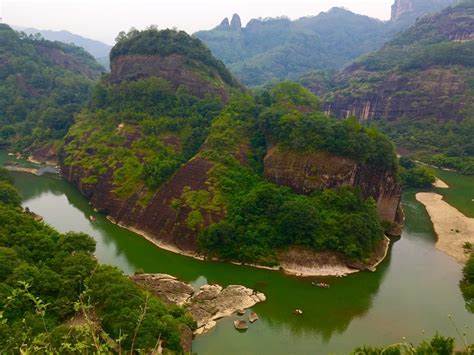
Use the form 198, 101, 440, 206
10, 0, 456, 84
12, 26, 112, 65
195, 0, 456, 86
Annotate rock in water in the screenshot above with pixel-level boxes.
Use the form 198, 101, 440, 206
234, 320, 248, 331
249, 312, 259, 323
237, 309, 245, 315
131, 274, 266, 335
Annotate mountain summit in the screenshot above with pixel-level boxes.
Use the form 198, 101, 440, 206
390, 0, 455, 22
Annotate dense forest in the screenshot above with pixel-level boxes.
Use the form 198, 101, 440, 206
0, 168, 194, 353
0, 24, 103, 153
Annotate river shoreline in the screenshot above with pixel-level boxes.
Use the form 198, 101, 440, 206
106, 216, 390, 277
416, 192, 474, 263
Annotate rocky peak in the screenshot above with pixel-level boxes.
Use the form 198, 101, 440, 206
230, 14, 242, 30
390, 0, 455, 22
217, 17, 230, 30
391, 0, 415, 21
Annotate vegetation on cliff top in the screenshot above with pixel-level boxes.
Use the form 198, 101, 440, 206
0, 168, 194, 353
111, 28, 239, 88
0, 24, 103, 154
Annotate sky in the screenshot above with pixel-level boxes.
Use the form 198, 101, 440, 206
1, 0, 394, 44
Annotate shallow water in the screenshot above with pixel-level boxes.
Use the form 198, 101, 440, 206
1, 151, 472, 354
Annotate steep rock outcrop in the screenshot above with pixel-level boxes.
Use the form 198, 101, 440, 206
110, 54, 230, 101
391, 0, 454, 22
36, 45, 102, 79
325, 67, 470, 121
324, 3, 474, 122
61, 156, 222, 254
230, 14, 242, 30
263, 146, 401, 224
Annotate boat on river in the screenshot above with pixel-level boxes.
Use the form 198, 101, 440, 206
312, 282, 330, 289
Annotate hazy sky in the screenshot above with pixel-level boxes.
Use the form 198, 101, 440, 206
1, 0, 394, 44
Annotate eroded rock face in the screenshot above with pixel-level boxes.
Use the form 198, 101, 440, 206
110, 54, 230, 101
131, 274, 266, 336
60, 156, 222, 254
132, 274, 194, 305
390, 0, 454, 22
36, 45, 101, 79
325, 67, 471, 122
263, 146, 401, 225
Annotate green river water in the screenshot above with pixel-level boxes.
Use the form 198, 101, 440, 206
1, 151, 473, 354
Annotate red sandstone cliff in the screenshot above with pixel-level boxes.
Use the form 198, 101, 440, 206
109, 54, 233, 101
264, 146, 402, 228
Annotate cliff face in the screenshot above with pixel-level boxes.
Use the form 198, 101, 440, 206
110, 54, 230, 101
325, 67, 470, 121
61, 156, 222, 254
264, 146, 401, 225
36, 45, 102, 79
391, 0, 454, 22
391, 0, 415, 21
323, 3, 474, 122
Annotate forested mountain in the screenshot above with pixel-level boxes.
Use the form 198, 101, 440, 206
60, 28, 400, 271
320, 0, 474, 173
13, 26, 112, 59
0, 24, 104, 158
195, 0, 455, 86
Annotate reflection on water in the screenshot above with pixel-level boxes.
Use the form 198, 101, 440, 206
1, 150, 472, 354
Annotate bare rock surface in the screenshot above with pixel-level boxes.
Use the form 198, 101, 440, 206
132, 273, 266, 335
132, 273, 194, 305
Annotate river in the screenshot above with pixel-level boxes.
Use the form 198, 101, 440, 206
1, 151, 472, 354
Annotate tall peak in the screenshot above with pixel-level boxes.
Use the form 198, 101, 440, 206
217, 17, 230, 30
390, 0, 455, 22
230, 14, 242, 30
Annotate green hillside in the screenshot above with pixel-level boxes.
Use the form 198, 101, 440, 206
0, 24, 104, 154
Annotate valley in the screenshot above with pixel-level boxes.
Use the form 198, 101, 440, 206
0, 0, 473, 352
1, 151, 472, 353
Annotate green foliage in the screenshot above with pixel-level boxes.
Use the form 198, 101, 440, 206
199, 162, 384, 265
374, 117, 474, 175
111, 28, 239, 88
0, 24, 102, 150
460, 253, 474, 312
398, 159, 436, 188
195, 86, 392, 265
0, 172, 193, 353
261, 84, 397, 171
64, 77, 224, 197
353, 334, 459, 354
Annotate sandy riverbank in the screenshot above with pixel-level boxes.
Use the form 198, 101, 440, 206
106, 216, 390, 277
416, 192, 474, 263
433, 178, 449, 188
4, 165, 41, 176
